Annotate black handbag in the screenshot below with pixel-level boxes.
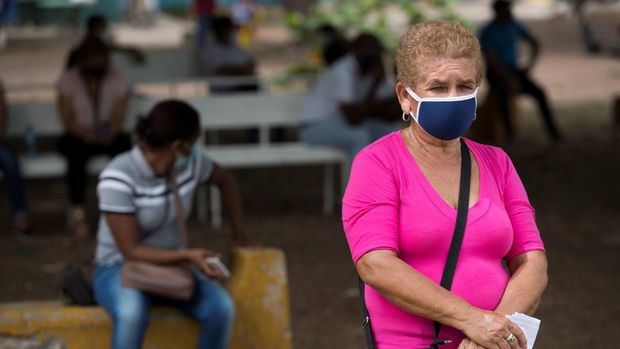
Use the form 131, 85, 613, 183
358, 138, 472, 349
60, 264, 97, 306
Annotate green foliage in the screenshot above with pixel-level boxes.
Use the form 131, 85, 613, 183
284, 0, 466, 53
282, 0, 472, 81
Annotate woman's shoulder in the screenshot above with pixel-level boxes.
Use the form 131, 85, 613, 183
99, 151, 137, 184
358, 131, 403, 159
463, 138, 513, 176
352, 130, 404, 172
56, 68, 80, 90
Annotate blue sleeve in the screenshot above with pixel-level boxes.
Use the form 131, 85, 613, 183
478, 26, 489, 51
513, 21, 533, 40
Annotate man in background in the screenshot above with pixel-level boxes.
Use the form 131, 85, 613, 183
299, 34, 401, 164
479, 0, 562, 143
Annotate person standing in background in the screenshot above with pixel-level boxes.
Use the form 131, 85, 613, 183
0, 0, 16, 49
194, 0, 217, 46
56, 38, 132, 239
479, 0, 563, 143
0, 80, 31, 235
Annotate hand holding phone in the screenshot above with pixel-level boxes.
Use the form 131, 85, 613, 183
205, 256, 231, 279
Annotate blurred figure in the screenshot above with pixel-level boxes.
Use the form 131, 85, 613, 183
126, 0, 160, 26
199, 15, 259, 94
198, 16, 255, 77
194, 0, 217, 46
316, 24, 349, 66
0, 80, 30, 235
56, 38, 132, 239
479, 0, 562, 143
0, 0, 16, 49
66, 15, 145, 70
93, 100, 254, 349
231, 0, 256, 48
299, 34, 400, 163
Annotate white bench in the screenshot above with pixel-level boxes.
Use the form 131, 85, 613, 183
6, 98, 142, 178
148, 93, 347, 225
6, 93, 347, 226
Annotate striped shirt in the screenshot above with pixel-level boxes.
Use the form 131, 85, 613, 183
95, 146, 214, 266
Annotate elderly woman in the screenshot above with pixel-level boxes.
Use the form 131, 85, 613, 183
343, 21, 548, 349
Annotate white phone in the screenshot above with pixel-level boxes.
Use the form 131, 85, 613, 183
205, 256, 231, 279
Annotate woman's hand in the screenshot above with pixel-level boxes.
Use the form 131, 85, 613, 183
458, 338, 488, 349
184, 248, 226, 280
461, 309, 527, 349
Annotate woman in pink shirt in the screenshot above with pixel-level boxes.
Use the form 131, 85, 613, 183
343, 21, 548, 349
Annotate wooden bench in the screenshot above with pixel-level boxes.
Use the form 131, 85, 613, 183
0, 248, 293, 349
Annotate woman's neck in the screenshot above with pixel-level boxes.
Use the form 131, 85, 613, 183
406, 123, 461, 162
140, 144, 175, 177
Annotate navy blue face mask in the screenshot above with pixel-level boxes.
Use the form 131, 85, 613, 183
406, 86, 478, 141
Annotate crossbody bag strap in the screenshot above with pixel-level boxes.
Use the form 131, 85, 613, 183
169, 169, 188, 249
358, 276, 376, 349
430, 138, 472, 348
357, 139, 472, 349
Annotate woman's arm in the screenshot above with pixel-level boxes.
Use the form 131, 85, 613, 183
105, 212, 223, 277
358, 250, 527, 349
495, 251, 548, 316
57, 94, 97, 142
104, 94, 129, 141
208, 164, 253, 246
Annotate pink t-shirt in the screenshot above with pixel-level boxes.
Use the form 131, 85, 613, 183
57, 68, 128, 130
342, 132, 545, 349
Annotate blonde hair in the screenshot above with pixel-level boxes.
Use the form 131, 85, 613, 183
396, 21, 484, 87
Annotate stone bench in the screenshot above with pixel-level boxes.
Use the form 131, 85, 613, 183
0, 248, 293, 349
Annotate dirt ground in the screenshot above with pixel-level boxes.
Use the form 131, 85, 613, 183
1, 13, 620, 349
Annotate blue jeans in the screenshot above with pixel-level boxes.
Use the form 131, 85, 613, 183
0, 143, 27, 220
300, 118, 400, 164
93, 263, 234, 349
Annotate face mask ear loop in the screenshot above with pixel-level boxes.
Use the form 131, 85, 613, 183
405, 86, 422, 124
473, 95, 478, 121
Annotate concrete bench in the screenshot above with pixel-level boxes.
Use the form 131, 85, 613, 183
0, 248, 293, 349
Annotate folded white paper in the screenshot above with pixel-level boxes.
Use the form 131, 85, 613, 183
506, 312, 541, 349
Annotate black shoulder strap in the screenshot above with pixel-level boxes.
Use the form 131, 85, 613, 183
358, 276, 375, 349
357, 139, 472, 349
431, 138, 472, 348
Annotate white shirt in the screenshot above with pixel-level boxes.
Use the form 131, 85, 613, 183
199, 38, 253, 76
299, 54, 395, 124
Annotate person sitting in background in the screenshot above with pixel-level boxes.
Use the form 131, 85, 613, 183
479, 0, 562, 143
94, 100, 254, 349
299, 34, 401, 164
0, 80, 30, 235
199, 16, 255, 78
316, 24, 349, 66
56, 38, 132, 239
66, 15, 145, 70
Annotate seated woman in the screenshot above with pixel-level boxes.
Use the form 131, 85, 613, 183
56, 38, 132, 238
93, 100, 254, 349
